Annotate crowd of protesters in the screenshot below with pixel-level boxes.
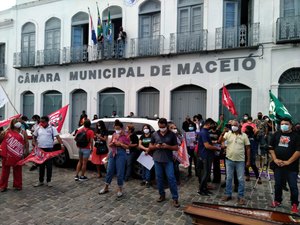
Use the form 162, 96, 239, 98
0, 111, 300, 213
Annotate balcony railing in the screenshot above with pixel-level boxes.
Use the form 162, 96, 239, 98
276, 16, 300, 43
0, 64, 6, 77
130, 35, 165, 57
215, 23, 260, 49
37, 49, 61, 66
13, 51, 35, 68
169, 30, 208, 54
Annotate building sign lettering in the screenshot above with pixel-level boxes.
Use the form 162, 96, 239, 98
17, 58, 256, 84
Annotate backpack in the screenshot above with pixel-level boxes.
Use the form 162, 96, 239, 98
75, 129, 89, 148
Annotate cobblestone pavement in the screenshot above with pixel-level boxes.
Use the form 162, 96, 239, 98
0, 164, 298, 225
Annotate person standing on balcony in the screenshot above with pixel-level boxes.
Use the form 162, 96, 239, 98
117, 26, 127, 58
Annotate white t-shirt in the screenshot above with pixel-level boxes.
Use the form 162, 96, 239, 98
33, 125, 58, 148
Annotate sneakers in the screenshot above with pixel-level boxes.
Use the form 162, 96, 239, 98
46, 182, 53, 187
157, 195, 166, 203
74, 175, 79, 181
271, 201, 281, 208
79, 176, 88, 181
33, 182, 44, 187
117, 191, 123, 198
291, 204, 299, 213
173, 200, 180, 208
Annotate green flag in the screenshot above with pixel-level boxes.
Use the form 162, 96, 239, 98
269, 91, 292, 122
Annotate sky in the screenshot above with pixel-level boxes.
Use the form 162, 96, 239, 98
0, 0, 16, 11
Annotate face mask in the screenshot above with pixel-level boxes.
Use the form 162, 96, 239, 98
265, 118, 269, 122
171, 129, 178, 134
281, 124, 289, 132
40, 122, 48, 128
115, 130, 121, 134
159, 127, 167, 132
188, 127, 194, 131
243, 116, 248, 120
231, 126, 239, 132
98, 126, 101, 130
14, 122, 22, 128
143, 129, 150, 134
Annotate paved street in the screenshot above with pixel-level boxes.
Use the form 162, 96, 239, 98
0, 163, 298, 225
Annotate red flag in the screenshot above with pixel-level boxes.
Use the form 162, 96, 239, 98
175, 139, 190, 168
17, 147, 63, 165
48, 104, 69, 133
222, 86, 238, 116
0, 114, 21, 128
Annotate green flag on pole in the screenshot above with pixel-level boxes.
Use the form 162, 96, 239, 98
269, 91, 292, 122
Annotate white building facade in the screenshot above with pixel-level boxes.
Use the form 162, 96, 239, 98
0, 0, 299, 132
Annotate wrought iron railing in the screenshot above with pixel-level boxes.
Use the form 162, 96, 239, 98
0, 64, 6, 77
36, 49, 61, 66
130, 35, 165, 57
169, 30, 208, 53
215, 23, 260, 49
276, 16, 300, 43
13, 51, 35, 67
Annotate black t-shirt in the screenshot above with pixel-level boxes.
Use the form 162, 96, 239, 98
151, 130, 178, 162
270, 131, 300, 172
129, 133, 139, 152
95, 129, 108, 145
140, 134, 152, 148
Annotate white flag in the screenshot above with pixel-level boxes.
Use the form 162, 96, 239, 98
0, 85, 8, 108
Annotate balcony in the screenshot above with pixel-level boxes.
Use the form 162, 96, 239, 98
215, 23, 260, 49
0, 64, 6, 78
37, 49, 61, 66
130, 35, 165, 57
170, 30, 208, 54
13, 51, 35, 68
276, 16, 300, 43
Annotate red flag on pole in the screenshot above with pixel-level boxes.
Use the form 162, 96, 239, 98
48, 104, 69, 133
222, 85, 238, 116
0, 114, 21, 128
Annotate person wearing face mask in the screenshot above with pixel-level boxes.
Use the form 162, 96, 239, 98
33, 116, 64, 187
91, 121, 108, 178
99, 119, 130, 197
220, 120, 250, 205
185, 123, 197, 177
149, 118, 180, 208
0, 119, 29, 191
139, 124, 153, 187
269, 118, 300, 213
124, 124, 140, 181
197, 119, 221, 196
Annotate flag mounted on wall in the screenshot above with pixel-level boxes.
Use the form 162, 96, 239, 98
222, 85, 238, 116
269, 91, 292, 122
88, 7, 97, 45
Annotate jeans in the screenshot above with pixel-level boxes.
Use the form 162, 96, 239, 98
225, 159, 245, 198
105, 149, 127, 187
142, 166, 151, 182
39, 148, 53, 183
154, 161, 179, 200
125, 150, 140, 180
197, 157, 213, 192
274, 167, 299, 205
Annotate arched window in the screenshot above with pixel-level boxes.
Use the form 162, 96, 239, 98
43, 90, 62, 116
219, 83, 251, 120
138, 87, 159, 118
278, 68, 300, 122
22, 91, 34, 118
21, 22, 36, 66
45, 17, 61, 65
98, 88, 124, 117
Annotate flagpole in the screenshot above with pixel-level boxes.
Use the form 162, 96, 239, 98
0, 82, 19, 114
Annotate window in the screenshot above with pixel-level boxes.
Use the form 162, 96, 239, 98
0, 44, 5, 77
43, 90, 62, 116
281, 0, 300, 17
71, 12, 89, 62
21, 22, 36, 66
22, 91, 34, 118
45, 17, 61, 65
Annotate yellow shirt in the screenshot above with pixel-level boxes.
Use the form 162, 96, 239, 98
224, 131, 250, 161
